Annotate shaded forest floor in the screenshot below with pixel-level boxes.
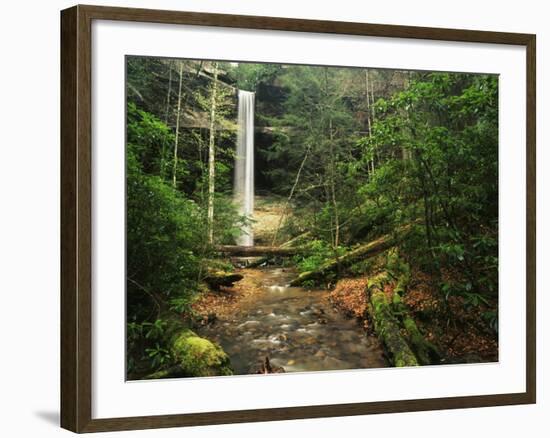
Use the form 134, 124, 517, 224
329, 271, 498, 364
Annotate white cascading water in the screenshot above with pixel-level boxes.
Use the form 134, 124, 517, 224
234, 90, 255, 246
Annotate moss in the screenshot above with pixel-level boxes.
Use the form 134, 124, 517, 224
392, 291, 403, 306
386, 248, 411, 295
368, 287, 419, 367
170, 329, 233, 377
364, 250, 437, 367
402, 315, 440, 365
368, 272, 391, 292
290, 228, 409, 286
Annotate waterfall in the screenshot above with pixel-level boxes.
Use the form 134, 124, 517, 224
234, 90, 255, 246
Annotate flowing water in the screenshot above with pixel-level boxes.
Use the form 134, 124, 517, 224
234, 90, 255, 246
198, 267, 387, 374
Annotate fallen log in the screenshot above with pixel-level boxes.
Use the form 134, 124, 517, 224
217, 245, 301, 257
367, 272, 419, 367
402, 313, 440, 365
203, 270, 243, 289
392, 291, 440, 365
246, 232, 312, 268
289, 226, 412, 286
386, 249, 440, 365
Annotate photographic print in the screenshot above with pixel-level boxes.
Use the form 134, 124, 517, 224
125, 56, 499, 380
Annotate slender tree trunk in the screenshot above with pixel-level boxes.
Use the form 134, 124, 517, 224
328, 118, 340, 248
164, 61, 173, 125
401, 73, 412, 161
172, 61, 184, 187
160, 60, 173, 179
369, 71, 381, 168
324, 183, 335, 247
365, 69, 375, 175
365, 69, 372, 135
324, 68, 340, 250
207, 62, 219, 244
370, 75, 376, 121
271, 144, 311, 246
289, 225, 415, 286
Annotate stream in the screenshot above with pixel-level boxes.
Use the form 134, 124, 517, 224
197, 267, 387, 374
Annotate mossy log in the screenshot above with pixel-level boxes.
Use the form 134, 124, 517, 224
392, 293, 440, 365
367, 273, 419, 367
203, 270, 243, 289
403, 315, 440, 365
144, 327, 233, 379
290, 227, 412, 286
387, 249, 440, 365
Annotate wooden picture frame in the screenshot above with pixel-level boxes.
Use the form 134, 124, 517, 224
61, 4, 536, 433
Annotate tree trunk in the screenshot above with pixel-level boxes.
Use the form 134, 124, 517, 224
172, 61, 184, 187
271, 145, 311, 246
328, 118, 340, 248
365, 69, 372, 135
367, 272, 419, 367
160, 60, 173, 178
289, 225, 414, 286
164, 60, 173, 125
324, 68, 340, 250
389, 262, 441, 365
369, 72, 380, 167
207, 62, 219, 244
203, 270, 244, 290
248, 232, 312, 268
365, 69, 375, 175
401, 307, 440, 365
216, 245, 301, 257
